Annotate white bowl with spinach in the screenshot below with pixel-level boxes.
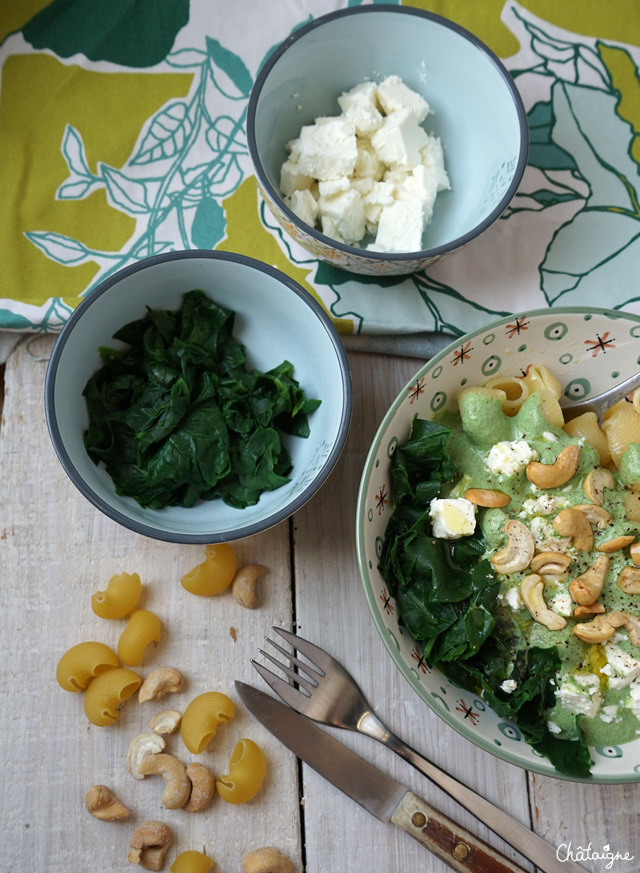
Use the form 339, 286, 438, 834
357, 307, 640, 782
46, 251, 351, 543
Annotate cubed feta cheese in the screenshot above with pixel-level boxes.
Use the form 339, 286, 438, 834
520, 494, 570, 517
369, 199, 424, 253
555, 672, 602, 717
602, 643, 640, 690
376, 74, 430, 123
548, 589, 573, 617
362, 180, 395, 224
529, 516, 572, 553
354, 140, 384, 180
280, 159, 314, 198
600, 704, 619, 723
289, 189, 318, 228
503, 585, 523, 612
371, 108, 429, 170
394, 164, 438, 223
338, 82, 383, 136
420, 134, 450, 191
485, 440, 538, 477
317, 176, 351, 198
297, 117, 358, 181
500, 679, 518, 694
429, 497, 476, 540
317, 188, 365, 245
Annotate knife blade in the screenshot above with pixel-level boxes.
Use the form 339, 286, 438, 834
236, 681, 585, 873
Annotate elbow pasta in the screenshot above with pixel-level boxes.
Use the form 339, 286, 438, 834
83, 667, 142, 726
170, 851, 215, 873
117, 609, 162, 666
521, 363, 562, 400
601, 401, 640, 468
181, 543, 237, 596
181, 691, 235, 754
91, 571, 142, 619
56, 641, 120, 692
216, 738, 266, 804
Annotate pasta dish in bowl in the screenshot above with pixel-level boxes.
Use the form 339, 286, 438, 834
356, 307, 640, 782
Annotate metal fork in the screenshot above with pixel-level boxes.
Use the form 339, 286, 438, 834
253, 627, 583, 873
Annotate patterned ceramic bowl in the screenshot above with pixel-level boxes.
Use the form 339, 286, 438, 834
45, 251, 351, 544
247, 5, 527, 277
357, 307, 640, 783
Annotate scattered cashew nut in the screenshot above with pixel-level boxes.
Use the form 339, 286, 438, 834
526, 444, 580, 489
137, 753, 191, 809
624, 484, 640, 523
464, 488, 511, 508
127, 732, 166, 780
232, 565, 266, 609
630, 542, 640, 566
568, 554, 609, 605
573, 613, 618, 643
139, 667, 184, 703
574, 602, 606, 618
618, 566, 640, 595
85, 784, 130, 821
128, 820, 172, 871
597, 535, 635, 554
553, 508, 594, 551
572, 503, 612, 530
609, 610, 640, 646
183, 762, 216, 813
491, 520, 535, 574
520, 574, 567, 630
583, 467, 615, 505
242, 847, 295, 873
530, 551, 572, 576
150, 710, 182, 735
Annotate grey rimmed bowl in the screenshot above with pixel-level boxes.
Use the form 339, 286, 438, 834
45, 251, 352, 543
247, 4, 528, 276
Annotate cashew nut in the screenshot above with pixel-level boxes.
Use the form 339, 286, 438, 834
630, 542, 640, 566
609, 610, 640, 647
242, 848, 295, 873
139, 667, 184, 703
127, 732, 166, 780
574, 602, 605, 618
553, 508, 594, 551
583, 467, 615, 505
624, 484, 640, 522
573, 613, 618, 643
232, 565, 266, 609
464, 488, 511, 508
491, 520, 535, 574
150, 710, 182, 735
568, 554, 609, 605
137, 753, 191, 809
85, 784, 130, 821
183, 762, 216, 813
530, 551, 572, 576
128, 821, 172, 871
618, 566, 640, 595
572, 503, 612, 530
526, 443, 580, 489
597, 535, 635, 554
520, 574, 567, 630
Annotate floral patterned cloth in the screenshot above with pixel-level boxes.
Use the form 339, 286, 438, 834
1, 0, 639, 361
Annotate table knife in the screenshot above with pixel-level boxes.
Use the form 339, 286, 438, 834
236, 681, 585, 873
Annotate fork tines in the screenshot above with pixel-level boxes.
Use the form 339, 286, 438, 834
252, 626, 327, 701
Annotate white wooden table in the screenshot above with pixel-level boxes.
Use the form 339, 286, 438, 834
1, 336, 636, 873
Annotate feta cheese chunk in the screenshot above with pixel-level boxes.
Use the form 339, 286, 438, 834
376, 74, 430, 123
317, 188, 365, 245
280, 159, 314, 198
370, 108, 429, 169
420, 135, 450, 191
485, 440, 538, 477
297, 117, 358, 181
289, 189, 318, 228
429, 497, 476, 540
520, 494, 570, 517
602, 642, 640, 690
369, 199, 424, 253
555, 672, 602, 717
500, 679, 518, 694
338, 81, 383, 136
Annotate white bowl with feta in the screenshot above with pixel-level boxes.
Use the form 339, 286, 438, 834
357, 307, 640, 783
247, 5, 527, 276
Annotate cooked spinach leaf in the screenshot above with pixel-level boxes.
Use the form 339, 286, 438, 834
379, 416, 592, 777
83, 290, 320, 510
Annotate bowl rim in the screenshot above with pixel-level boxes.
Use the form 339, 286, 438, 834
356, 305, 640, 783
247, 3, 529, 263
44, 249, 353, 544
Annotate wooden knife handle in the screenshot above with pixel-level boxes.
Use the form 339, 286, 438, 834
392, 791, 530, 873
